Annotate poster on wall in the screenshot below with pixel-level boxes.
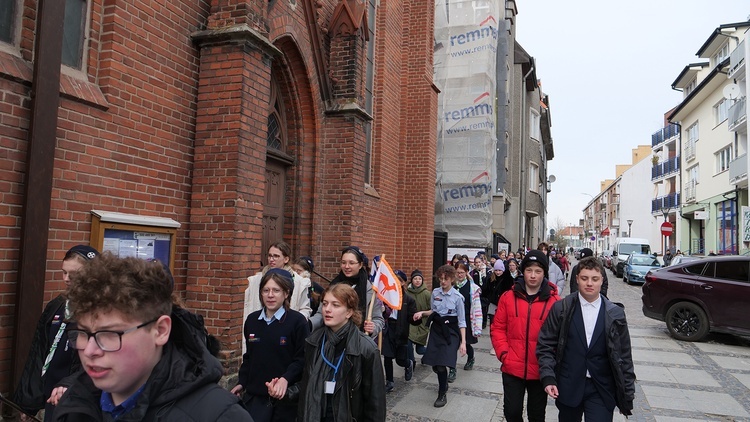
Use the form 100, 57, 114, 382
743, 206, 750, 242
433, 0, 499, 247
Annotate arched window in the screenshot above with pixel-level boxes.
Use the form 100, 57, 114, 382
267, 79, 287, 153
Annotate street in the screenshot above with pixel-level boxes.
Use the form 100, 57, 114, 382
385, 261, 750, 421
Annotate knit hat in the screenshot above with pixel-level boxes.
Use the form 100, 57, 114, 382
395, 270, 408, 282
521, 250, 548, 275
579, 248, 594, 259
410, 269, 423, 280
491, 254, 500, 259
550, 250, 557, 256
493, 260, 505, 271
66, 245, 100, 261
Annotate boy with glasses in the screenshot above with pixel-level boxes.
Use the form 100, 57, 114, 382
52, 253, 251, 421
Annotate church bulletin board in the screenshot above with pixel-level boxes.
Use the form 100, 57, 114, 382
89, 210, 181, 272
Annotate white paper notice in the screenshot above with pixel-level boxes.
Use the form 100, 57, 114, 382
119, 240, 137, 257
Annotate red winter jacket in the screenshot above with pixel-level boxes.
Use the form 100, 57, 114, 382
490, 278, 559, 380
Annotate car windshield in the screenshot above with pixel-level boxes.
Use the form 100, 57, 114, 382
632, 256, 658, 266
620, 244, 649, 255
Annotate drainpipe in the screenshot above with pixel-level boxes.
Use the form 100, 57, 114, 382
11, 0, 66, 389
518, 64, 534, 249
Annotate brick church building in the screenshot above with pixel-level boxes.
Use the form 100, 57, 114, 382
0, 0, 437, 393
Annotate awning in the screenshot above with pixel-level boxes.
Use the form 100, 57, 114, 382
601, 227, 610, 236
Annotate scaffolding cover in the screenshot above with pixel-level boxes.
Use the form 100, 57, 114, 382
434, 0, 498, 247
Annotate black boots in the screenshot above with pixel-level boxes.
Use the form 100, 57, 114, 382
434, 391, 447, 407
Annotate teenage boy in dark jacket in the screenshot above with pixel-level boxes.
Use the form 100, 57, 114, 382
536, 257, 635, 421
51, 253, 251, 422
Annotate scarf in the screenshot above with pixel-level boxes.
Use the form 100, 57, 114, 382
331, 269, 369, 328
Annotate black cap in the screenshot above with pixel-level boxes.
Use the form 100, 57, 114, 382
65, 245, 100, 261
299, 256, 314, 272
579, 248, 594, 259
521, 250, 548, 275
395, 270, 407, 282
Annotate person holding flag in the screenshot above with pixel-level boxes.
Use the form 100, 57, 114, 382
309, 246, 384, 338
375, 264, 420, 393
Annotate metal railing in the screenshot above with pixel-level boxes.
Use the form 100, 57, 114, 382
684, 180, 696, 202
729, 39, 745, 79
684, 140, 696, 161
728, 97, 746, 132
651, 124, 680, 147
729, 154, 747, 185
651, 192, 680, 213
651, 156, 680, 180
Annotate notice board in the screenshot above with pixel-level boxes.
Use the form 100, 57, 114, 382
89, 210, 180, 272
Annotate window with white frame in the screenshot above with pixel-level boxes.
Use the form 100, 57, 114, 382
685, 122, 699, 160
529, 109, 540, 140
62, 0, 88, 69
712, 41, 730, 67
684, 78, 697, 97
529, 162, 539, 193
0, 1, 17, 44
715, 145, 733, 173
685, 164, 699, 201
714, 99, 729, 124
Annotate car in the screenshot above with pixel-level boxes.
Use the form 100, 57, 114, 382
599, 251, 612, 269
667, 255, 702, 267
622, 253, 660, 285
642, 255, 750, 342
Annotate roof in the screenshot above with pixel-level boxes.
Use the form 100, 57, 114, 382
696, 21, 750, 57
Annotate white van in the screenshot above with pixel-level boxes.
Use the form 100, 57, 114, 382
612, 238, 651, 278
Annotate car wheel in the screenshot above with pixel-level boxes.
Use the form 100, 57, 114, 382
623, 275, 629, 285
666, 302, 709, 342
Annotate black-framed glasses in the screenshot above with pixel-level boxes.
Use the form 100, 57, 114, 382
67, 317, 159, 352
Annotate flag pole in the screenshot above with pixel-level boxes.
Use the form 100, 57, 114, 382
366, 254, 382, 322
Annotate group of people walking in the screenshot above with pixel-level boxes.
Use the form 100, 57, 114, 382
13, 240, 635, 422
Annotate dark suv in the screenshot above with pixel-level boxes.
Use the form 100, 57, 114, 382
642, 255, 750, 341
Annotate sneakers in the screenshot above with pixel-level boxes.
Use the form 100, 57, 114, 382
434, 392, 447, 407
464, 358, 475, 371
447, 367, 456, 383
490, 348, 496, 356
385, 381, 394, 393
405, 360, 414, 381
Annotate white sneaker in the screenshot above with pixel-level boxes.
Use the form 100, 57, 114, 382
490, 348, 496, 356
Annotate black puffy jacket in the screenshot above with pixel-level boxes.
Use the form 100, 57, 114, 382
51, 308, 251, 422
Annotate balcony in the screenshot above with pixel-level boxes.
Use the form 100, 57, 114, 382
728, 97, 746, 133
651, 124, 680, 148
729, 154, 747, 186
684, 140, 696, 162
684, 180, 696, 202
651, 193, 680, 213
651, 156, 680, 180
728, 39, 745, 79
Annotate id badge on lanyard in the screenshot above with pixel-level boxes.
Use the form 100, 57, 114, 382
321, 336, 345, 394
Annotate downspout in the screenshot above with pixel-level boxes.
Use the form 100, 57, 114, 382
518, 64, 534, 249
11, 0, 66, 390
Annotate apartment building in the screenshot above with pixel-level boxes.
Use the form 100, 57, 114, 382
669, 21, 750, 255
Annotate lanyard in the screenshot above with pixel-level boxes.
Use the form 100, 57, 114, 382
42, 301, 70, 377
320, 336, 345, 382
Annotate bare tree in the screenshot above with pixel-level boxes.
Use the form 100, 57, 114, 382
548, 216, 570, 252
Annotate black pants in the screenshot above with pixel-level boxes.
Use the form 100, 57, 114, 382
502, 372, 547, 422
466, 342, 474, 361
244, 394, 296, 422
556, 378, 614, 422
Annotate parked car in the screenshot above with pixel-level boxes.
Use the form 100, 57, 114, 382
622, 253, 660, 285
667, 255, 702, 267
574, 248, 582, 259
642, 255, 750, 341
599, 251, 612, 269
613, 237, 651, 278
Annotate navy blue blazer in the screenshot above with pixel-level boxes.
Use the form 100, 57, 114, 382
556, 302, 616, 411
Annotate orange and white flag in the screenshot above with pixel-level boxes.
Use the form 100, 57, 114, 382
371, 257, 403, 310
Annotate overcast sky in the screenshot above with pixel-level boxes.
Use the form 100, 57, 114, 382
515, 1, 750, 229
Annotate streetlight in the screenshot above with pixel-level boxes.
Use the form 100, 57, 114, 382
627, 219, 633, 237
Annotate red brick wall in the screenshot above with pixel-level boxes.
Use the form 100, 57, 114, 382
0, 0, 437, 391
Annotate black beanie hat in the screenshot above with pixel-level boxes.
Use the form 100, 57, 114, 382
521, 250, 549, 276
410, 269, 424, 280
